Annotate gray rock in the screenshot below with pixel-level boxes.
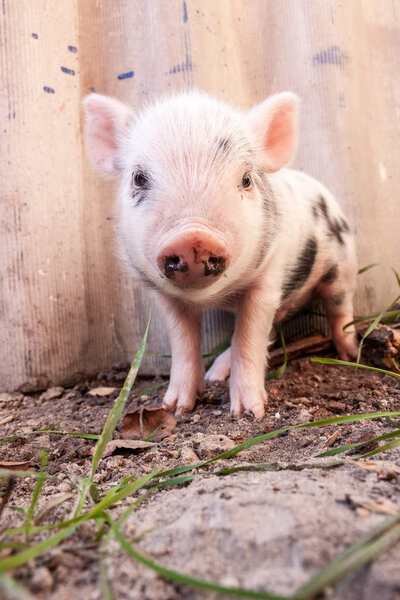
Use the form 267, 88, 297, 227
0, 392, 25, 403
18, 375, 49, 393
180, 446, 200, 464
39, 386, 64, 401
30, 566, 53, 593
106, 466, 399, 600
192, 433, 235, 458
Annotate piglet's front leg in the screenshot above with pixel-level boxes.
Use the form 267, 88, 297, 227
230, 288, 279, 419
157, 294, 204, 415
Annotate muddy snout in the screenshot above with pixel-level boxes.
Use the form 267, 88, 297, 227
156, 228, 230, 287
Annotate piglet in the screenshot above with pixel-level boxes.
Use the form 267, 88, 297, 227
83, 91, 358, 419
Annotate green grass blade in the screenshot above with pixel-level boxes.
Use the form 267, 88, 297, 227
311, 357, 400, 379
99, 560, 113, 600
356, 294, 400, 364
0, 469, 55, 480
133, 382, 166, 397
316, 429, 400, 458
47, 431, 100, 440
294, 517, 400, 599
356, 309, 385, 364
104, 513, 289, 600
392, 268, 400, 288
343, 309, 400, 330
358, 437, 400, 458
266, 324, 287, 380
34, 493, 75, 524
0, 572, 35, 599
0, 435, 18, 445
90, 315, 151, 482
74, 314, 151, 517
25, 451, 48, 537
0, 422, 62, 446
203, 336, 231, 360
102, 491, 151, 546
358, 263, 379, 275
0, 525, 76, 570
88, 468, 161, 519
145, 424, 162, 442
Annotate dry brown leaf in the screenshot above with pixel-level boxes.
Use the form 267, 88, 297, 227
102, 439, 156, 458
0, 460, 34, 470
0, 415, 14, 426
87, 387, 118, 397
121, 407, 176, 442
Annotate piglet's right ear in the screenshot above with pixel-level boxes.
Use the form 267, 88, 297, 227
82, 93, 133, 176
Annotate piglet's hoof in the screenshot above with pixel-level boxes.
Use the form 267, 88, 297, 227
230, 387, 267, 420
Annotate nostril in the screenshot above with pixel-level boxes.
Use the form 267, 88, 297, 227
164, 255, 188, 278
204, 256, 226, 277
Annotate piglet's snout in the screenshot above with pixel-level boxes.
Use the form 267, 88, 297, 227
156, 228, 230, 287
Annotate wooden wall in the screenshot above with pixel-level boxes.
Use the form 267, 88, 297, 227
1, 1, 399, 391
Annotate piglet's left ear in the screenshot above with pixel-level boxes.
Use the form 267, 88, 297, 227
247, 92, 299, 173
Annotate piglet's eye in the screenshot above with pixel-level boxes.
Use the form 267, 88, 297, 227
132, 170, 148, 188
241, 173, 252, 189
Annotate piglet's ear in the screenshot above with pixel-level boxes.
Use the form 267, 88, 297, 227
82, 93, 133, 176
247, 92, 299, 173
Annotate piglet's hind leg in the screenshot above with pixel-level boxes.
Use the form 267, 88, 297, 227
205, 347, 231, 382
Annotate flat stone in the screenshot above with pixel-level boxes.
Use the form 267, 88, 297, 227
39, 386, 64, 401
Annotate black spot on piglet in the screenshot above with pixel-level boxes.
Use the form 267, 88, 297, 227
318, 195, 349, 246
282, 238, 318, 300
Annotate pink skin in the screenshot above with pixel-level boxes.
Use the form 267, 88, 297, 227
157, 294, 204, 415
156, 227, 230, 287
229, 287, 280, 418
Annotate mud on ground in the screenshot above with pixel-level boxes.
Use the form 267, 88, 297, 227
1, 356, 400, 600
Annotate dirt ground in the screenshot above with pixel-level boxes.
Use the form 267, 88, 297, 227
1, 354, 400, 600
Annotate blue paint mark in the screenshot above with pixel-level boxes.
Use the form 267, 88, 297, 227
61, 66, 75, 75
32, 33, 38, 39
330, 7, 336, 24
118, 70, 134, 80
43, 86, 55, 93
183, 31, 192, 73
339, 92, 346, 107
312, 46, 349, 67
68, 45, 77, 53
90, 87, 96, 92
183, 1, 188, 22
24, 350, 33, 376
169, 60, 192, 75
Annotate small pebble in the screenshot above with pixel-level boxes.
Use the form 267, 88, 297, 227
40, 387, 64, 402
326, 430, 341, 447
30, 566, 53, 593
0, 415, 14, 425
192, 414, 201, 423
180, 446, 200, 463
